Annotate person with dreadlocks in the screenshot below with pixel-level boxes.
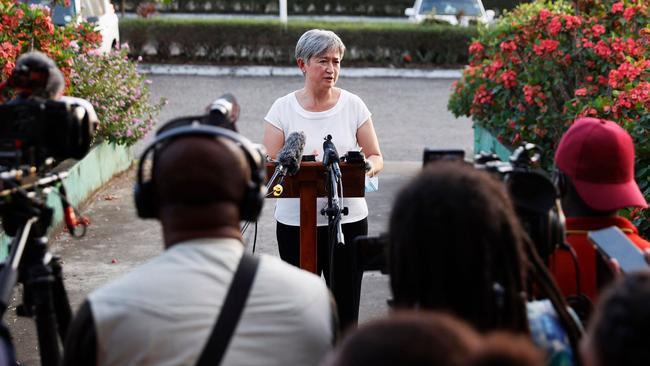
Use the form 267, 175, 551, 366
388, 162, 583, 366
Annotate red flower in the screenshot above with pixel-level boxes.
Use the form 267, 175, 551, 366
563, 15, 582, 30
469, 42, 484, 56
612, 2, 624, 13
500, 41, 517, 52
472, 85, 494, 106
574, 88, 587, 96
533, 39, 560, 56
523, 84, 545, 106
594, 41, 612, 58
499, 70, 518, 89
539, 9, 552, 22
484, 59, 504, 80
548, 16, 562, 36
2, 62, 15, 79
623, 7, 635, 21
511, 133, 521, 145
592, 24, 605, 37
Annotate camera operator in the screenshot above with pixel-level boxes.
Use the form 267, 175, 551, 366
549, 118, 649, 302
2, 51, 64, 102
2, 51, 97, 123
62, 124, 335, 366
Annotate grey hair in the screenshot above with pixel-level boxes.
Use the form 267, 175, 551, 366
295, 29, 346, 62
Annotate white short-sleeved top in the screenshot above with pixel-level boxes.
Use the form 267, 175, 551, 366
264, 89, 371, 226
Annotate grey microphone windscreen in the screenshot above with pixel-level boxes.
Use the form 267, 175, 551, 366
277, 131, 306, 176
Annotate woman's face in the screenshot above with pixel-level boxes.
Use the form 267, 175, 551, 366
303, 49, 341, 89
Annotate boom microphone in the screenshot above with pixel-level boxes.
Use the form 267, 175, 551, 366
205, 93, 240, 131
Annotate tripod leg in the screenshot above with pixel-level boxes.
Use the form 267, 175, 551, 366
50, 257, 72, 340
30, 281, 62, 366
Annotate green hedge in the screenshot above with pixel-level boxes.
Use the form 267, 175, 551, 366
120, 0, 528, 15
120, 19, 478, 66
123, 0, 411, 15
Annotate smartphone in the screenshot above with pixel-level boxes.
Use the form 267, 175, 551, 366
422, 149, 465, 167
588, 226, 649, 274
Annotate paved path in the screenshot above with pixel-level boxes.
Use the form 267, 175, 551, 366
8, 75, 473, 363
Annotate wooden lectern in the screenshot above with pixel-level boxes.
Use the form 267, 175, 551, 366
266, 162, 366, 273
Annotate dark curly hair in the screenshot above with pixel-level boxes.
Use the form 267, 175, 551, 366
389, 162, 530, 333
587, 271, 650, 366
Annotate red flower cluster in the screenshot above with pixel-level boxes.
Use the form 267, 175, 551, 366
499, 70, 518, 89
0, 0, 101, 91
533, 39, 560, 56
469, 41, 484, 56
523, 84, 546, 107
448, 0, 650, 236
473, 85, 493, 106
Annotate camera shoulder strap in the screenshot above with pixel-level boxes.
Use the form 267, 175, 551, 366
195, 253, 260, 366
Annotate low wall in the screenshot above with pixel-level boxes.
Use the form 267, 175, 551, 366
473, 124, 512, 161
0, 143, 133, 259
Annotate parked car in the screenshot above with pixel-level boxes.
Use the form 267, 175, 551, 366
26, 0, 119, 53
405, 0, 495, 26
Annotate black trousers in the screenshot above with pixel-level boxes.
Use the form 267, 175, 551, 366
276, 219, 367, 331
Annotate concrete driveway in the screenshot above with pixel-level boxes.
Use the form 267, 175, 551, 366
7, 74, 473, 364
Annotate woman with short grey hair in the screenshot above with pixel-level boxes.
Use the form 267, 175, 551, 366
263, 29, 383, 331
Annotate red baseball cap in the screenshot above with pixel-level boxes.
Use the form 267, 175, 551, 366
554, 117, 647, 211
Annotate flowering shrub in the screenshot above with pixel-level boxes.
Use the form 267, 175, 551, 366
69, 47, 166, 146
448, 0, 650, 236
0, 0, 100, 94
1, 0, 165, 146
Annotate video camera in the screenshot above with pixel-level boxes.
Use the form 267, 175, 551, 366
357, 143, 564, 275
0, 98, 94, 170
473, 143, 564, 262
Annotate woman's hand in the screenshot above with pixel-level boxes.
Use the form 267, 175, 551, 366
364, 156, 382, 177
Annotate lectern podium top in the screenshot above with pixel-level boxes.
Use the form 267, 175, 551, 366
265, 162, 365, 198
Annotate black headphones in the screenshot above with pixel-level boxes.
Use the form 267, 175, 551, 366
134, 118, 266, 221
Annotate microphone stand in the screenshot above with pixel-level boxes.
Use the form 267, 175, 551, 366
321, 136, 348, 288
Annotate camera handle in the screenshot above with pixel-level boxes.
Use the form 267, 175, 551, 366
0, 181, 73, 366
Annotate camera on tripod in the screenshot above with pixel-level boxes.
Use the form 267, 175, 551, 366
0, 98, 94, 170
0, 52, 96, 365
357, 143, 564, 277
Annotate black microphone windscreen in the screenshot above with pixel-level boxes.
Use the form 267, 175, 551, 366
278, 131, 306, 176
207, 93, 239, 129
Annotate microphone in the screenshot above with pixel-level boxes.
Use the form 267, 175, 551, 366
322, 134, 341, 178
272, 131, 306, 196
205, 93, 240, 131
